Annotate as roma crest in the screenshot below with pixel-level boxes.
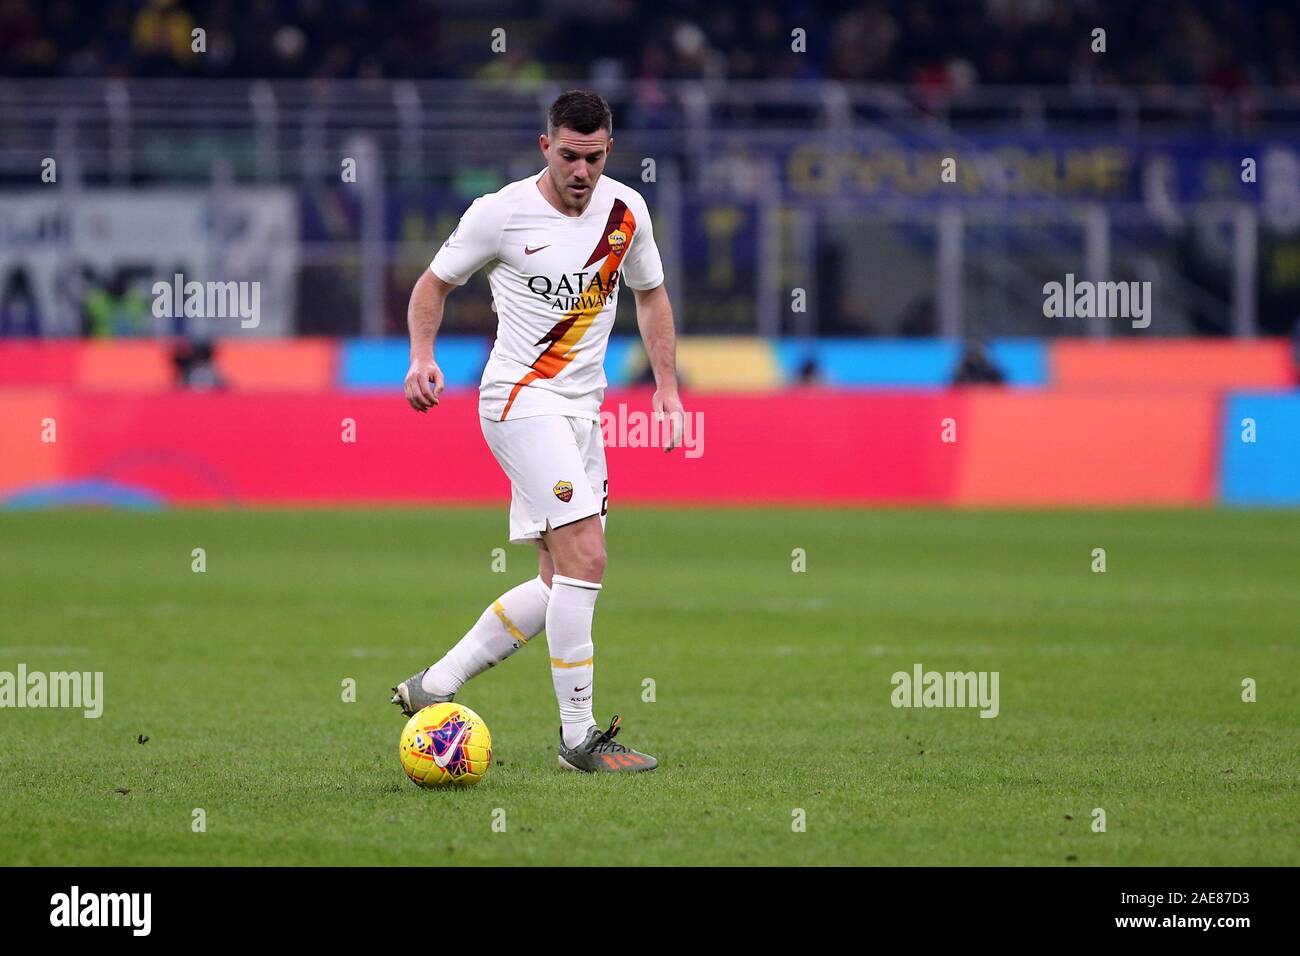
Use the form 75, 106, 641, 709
553, 480, 574, 503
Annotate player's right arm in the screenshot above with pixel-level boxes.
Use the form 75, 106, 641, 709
404, 270, 455, 412
405, 194, 507, 412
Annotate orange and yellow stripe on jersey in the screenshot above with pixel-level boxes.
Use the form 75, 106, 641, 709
500, 199, 636, 420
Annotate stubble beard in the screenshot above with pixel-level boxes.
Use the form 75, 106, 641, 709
551, 167, 594, 215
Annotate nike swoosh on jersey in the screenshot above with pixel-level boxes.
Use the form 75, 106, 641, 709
524, 244, 550, 254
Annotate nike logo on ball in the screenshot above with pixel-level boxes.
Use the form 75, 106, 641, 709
432, 723, 470, 769
524, 244, 550, 255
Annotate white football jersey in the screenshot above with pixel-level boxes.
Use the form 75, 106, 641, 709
430, 170, 664, 421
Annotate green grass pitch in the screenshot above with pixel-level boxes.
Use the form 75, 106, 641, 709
1, 507, 1297, 866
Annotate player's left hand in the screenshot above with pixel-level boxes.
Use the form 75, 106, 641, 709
652, 388, 685, 453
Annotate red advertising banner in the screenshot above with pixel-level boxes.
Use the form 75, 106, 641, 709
0, 388, 1216, 506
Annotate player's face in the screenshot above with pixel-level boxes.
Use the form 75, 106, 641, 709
540, 126, 612, 213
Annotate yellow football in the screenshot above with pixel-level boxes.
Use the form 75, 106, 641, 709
400, 702, 493, 788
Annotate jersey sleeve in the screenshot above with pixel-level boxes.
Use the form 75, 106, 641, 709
621, 196, 665, 291
430, 194, 507, 285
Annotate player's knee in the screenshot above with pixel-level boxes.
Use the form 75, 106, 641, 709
584, 546, 607, 582
567, 543, 605, 583
546, 516, 606, 582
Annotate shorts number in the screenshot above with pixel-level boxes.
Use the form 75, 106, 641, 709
600, 479, 608, 517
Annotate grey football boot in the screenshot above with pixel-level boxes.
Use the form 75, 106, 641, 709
557, 715, 658, 773
390, 667, 453, 717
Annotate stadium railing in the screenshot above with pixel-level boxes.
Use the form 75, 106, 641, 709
1, 79, 1295, 339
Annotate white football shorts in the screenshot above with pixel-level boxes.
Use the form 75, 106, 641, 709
480, 414, 608, 546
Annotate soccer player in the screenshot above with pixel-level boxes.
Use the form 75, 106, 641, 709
391, 90, 683, 773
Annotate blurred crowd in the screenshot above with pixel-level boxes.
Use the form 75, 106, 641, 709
1, 0, 1297, 90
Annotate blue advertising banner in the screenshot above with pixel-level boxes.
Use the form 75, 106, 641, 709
710, 132, 1300, 211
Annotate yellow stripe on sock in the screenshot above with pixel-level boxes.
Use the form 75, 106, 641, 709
493, 600, 528, 643
550, 656, 594, 669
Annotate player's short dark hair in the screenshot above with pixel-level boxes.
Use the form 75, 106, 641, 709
547, 90, 613, 137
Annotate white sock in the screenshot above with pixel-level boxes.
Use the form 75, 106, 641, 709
546, 575, 601, 748
423, 576, 551, 697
